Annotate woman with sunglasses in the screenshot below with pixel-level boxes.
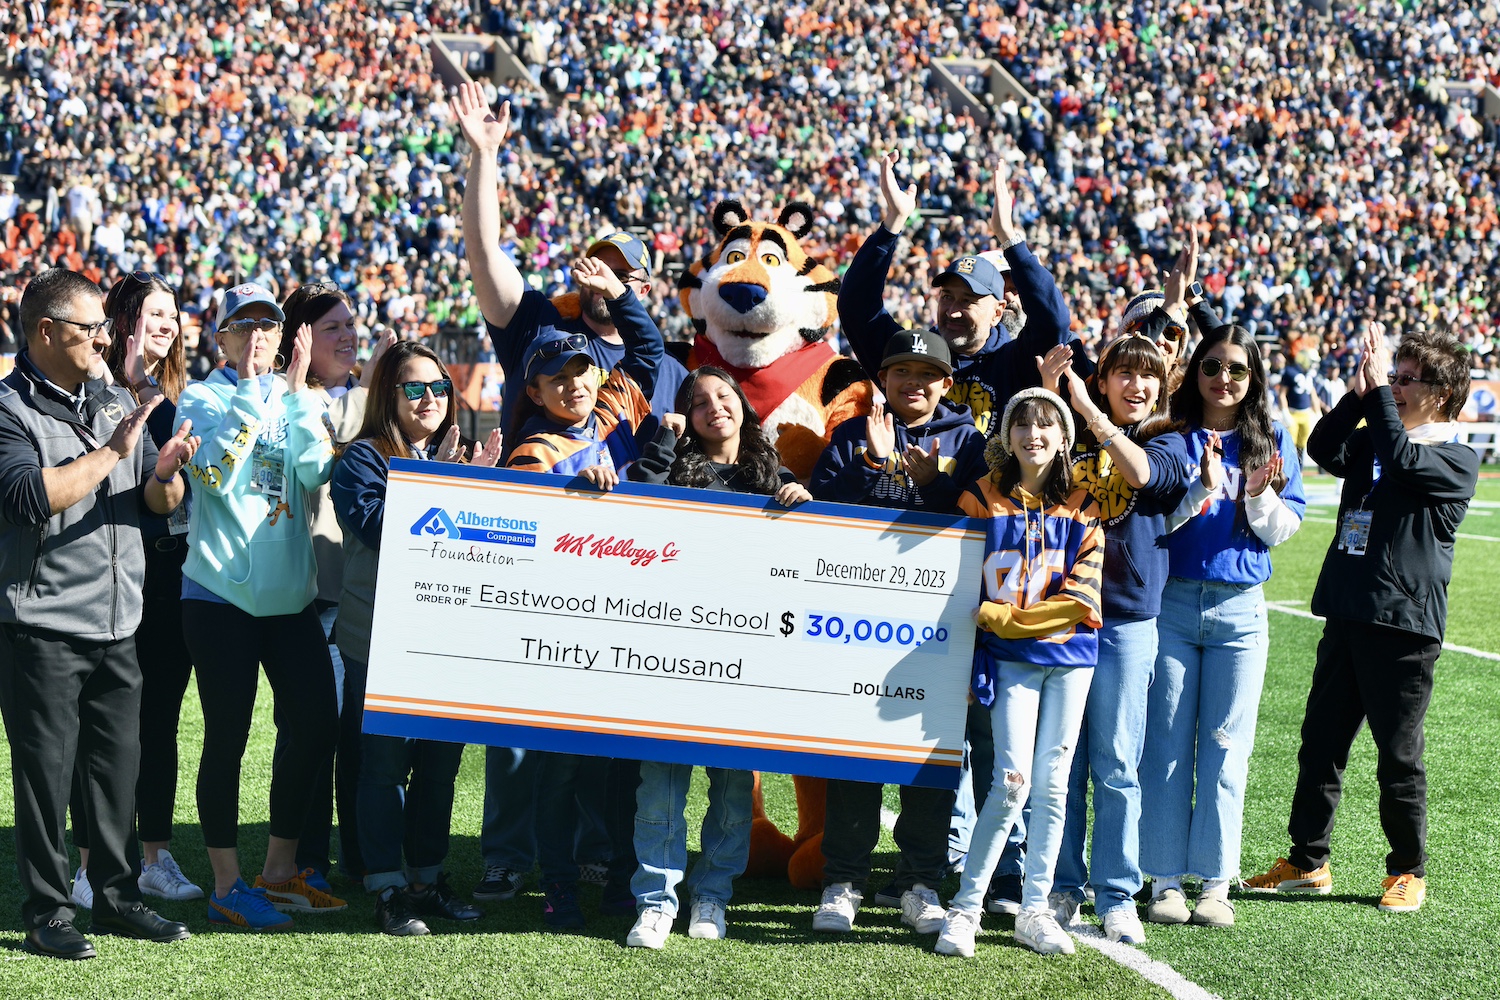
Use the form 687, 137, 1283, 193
1138, 316, 1306, 929
270, 280, 395, 889
331, 341, 500, 935
64, 272, 204, 909
173, 282, 346, 930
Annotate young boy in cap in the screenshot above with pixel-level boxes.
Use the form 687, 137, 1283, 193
805, 327, 985, 938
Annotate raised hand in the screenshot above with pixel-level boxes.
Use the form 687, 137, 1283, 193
1361, 327, 1390, 391
579, 464, 620, 491
1245, 453, 1284, 498
1200, 429, 1224, 491
865, 401, 895, 462
155, 417, 201, 480
359, 327, 399, 389
572, 256, 627, 300
1163, 226, 1200, 313
107, 394, 163, 461
902, 438, 941, 486
285, 323, 313, 393
660, 412, 687, 438
469, 428, 503, 468
1036, 344, 1074, 396
877, 150, 918, 232
240, 329, 263, 379
124, 325, 149, 387
449, 80, 511, 153
435, 425, 464, 463
989, 160, 1023, 244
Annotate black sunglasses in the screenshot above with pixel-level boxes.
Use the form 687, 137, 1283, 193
128, 270, 172, 285
399, 379, 453, 400
525, 333, 589, 379
1200, 358, 1251, 382
299, 280, 340, 297
1388, 373, 1436, 387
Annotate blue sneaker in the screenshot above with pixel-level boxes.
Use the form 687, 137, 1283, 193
303, 870, 334, 894
541, 882, 585, 930
207, 879, 293, 931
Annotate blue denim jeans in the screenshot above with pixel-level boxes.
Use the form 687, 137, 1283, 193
632, 763, 752, 916
358, 732, 465, 893
1054, 616, 1158, 915
952, 699, 1026, 880
1140, 578, 1268, 881
481, 746, 538, 870
951, 660, 1093, 913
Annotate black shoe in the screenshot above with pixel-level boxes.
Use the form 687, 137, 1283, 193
91, 902, 191, 942
23, 919, 96, 960
374, 888, 430, 937
405, 875, 482, 922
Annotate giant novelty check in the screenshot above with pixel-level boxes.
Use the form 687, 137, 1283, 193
363, 460, 986, 788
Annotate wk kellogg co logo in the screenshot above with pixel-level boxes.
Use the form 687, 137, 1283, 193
554, 532, 679, 568
412, 507, 538, 548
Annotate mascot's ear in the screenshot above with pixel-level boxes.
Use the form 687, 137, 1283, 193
712, 200, 748, 237
777, 202, 817, 240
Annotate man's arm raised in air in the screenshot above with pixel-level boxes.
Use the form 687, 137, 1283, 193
451, 80, 526, 331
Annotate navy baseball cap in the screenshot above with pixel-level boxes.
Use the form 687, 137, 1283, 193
216, 282, 285, 327
585, 232, 652, 276
522, 332, 592, 381
933, 255, 1005, 298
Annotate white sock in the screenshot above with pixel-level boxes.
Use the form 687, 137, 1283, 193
1200, 878, 1230, 899
1152, 876, 1182, 896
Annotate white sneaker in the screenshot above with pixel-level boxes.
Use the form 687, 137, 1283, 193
934, 907, 981, 958
812, 882, 861, 933
1015, 908, 1076, 955
686, 898, 727, 940
70, 867, 92, 910
900, 884, 946, 934
1103, 907, 1147, 945
1048, 891, 1082, 928
138, 849, 204, 901
626, 908, 673, 949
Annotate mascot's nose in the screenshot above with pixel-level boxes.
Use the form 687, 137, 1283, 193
718, 282, 768, 314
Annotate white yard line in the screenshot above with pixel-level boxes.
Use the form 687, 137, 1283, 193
1265, 601, 1500, 662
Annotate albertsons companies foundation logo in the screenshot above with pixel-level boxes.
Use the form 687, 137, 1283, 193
411, 507, 537, 547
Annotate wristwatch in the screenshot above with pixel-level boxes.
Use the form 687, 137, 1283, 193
1187, 280, 1205, 301
132, 374, 159, 393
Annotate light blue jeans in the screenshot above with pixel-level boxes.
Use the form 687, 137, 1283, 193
632, 763, 753, 916
1140, 578, 1268, 881
1054, 616, 1159, 915
951, 660, 1093, 913
951, 700, 1027, 881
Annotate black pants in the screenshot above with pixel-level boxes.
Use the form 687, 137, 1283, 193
1287, 618, 1439, 878
72, 545, 194, 849
182, 600, 338, 849
0, 624, 144, 928
821, 778, 955, 893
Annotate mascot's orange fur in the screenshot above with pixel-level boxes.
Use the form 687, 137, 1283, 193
678, 200, 874, 887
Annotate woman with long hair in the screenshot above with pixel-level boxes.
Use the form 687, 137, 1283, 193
1138, 319, 1306, 929
331, 340, 498, 935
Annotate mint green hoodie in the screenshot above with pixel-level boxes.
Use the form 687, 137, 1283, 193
175, 368, 334, 616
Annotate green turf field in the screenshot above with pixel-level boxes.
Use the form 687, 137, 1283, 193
2, 478, 1497, 999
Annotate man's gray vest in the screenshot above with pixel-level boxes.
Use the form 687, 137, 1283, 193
0, 366, 148, 642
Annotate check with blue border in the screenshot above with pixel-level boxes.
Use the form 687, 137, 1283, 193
363, 460, 985, 789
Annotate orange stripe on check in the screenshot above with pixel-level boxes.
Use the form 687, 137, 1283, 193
388, 472, 982, 541
366, 702, 962, 767
367, 692, 964, 759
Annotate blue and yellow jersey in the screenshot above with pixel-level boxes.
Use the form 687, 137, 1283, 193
506, 366, 651, 478
959, 477, 1103, 698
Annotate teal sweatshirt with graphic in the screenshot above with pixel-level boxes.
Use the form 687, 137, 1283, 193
175, 368, 334, 616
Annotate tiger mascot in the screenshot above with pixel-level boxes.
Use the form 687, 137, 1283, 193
678, 200, 876, 889
680, 200, 874, 482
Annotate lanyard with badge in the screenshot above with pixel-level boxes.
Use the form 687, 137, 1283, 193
1337, 454, 1381, 557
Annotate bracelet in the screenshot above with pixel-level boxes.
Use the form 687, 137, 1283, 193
153, 469, 178, 485
1000, 233, 1026, 250
863, 450, 887, 471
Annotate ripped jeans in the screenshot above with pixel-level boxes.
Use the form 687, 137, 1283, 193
950, 660, 1093, 913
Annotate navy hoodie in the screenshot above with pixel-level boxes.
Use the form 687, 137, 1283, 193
1069, 426, 1194, 620
838, 226, 1092, 439
811, 400, 987, 514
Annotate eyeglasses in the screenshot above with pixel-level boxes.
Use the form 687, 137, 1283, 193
399, 378, 453, 400
1389, 373, 1436, 387
610, 269, 650, 284
46, 315, 113, 337
1199, 358, 1251, 382
525, 333, 589, 378
220, 317, 282, 335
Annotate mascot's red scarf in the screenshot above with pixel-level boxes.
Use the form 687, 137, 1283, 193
688, 336, 835, 424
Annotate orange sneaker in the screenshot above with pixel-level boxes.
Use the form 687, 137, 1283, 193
254, 869, 348, 914
1241, 858, 1333, 894
1378, 874, 1425, 913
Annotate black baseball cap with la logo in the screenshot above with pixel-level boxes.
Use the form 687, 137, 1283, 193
880, 328, 953, 375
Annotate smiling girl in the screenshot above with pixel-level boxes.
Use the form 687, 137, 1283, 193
935, 387, 1103, 959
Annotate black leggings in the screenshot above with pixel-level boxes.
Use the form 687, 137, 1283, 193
182, 599, 338, 849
